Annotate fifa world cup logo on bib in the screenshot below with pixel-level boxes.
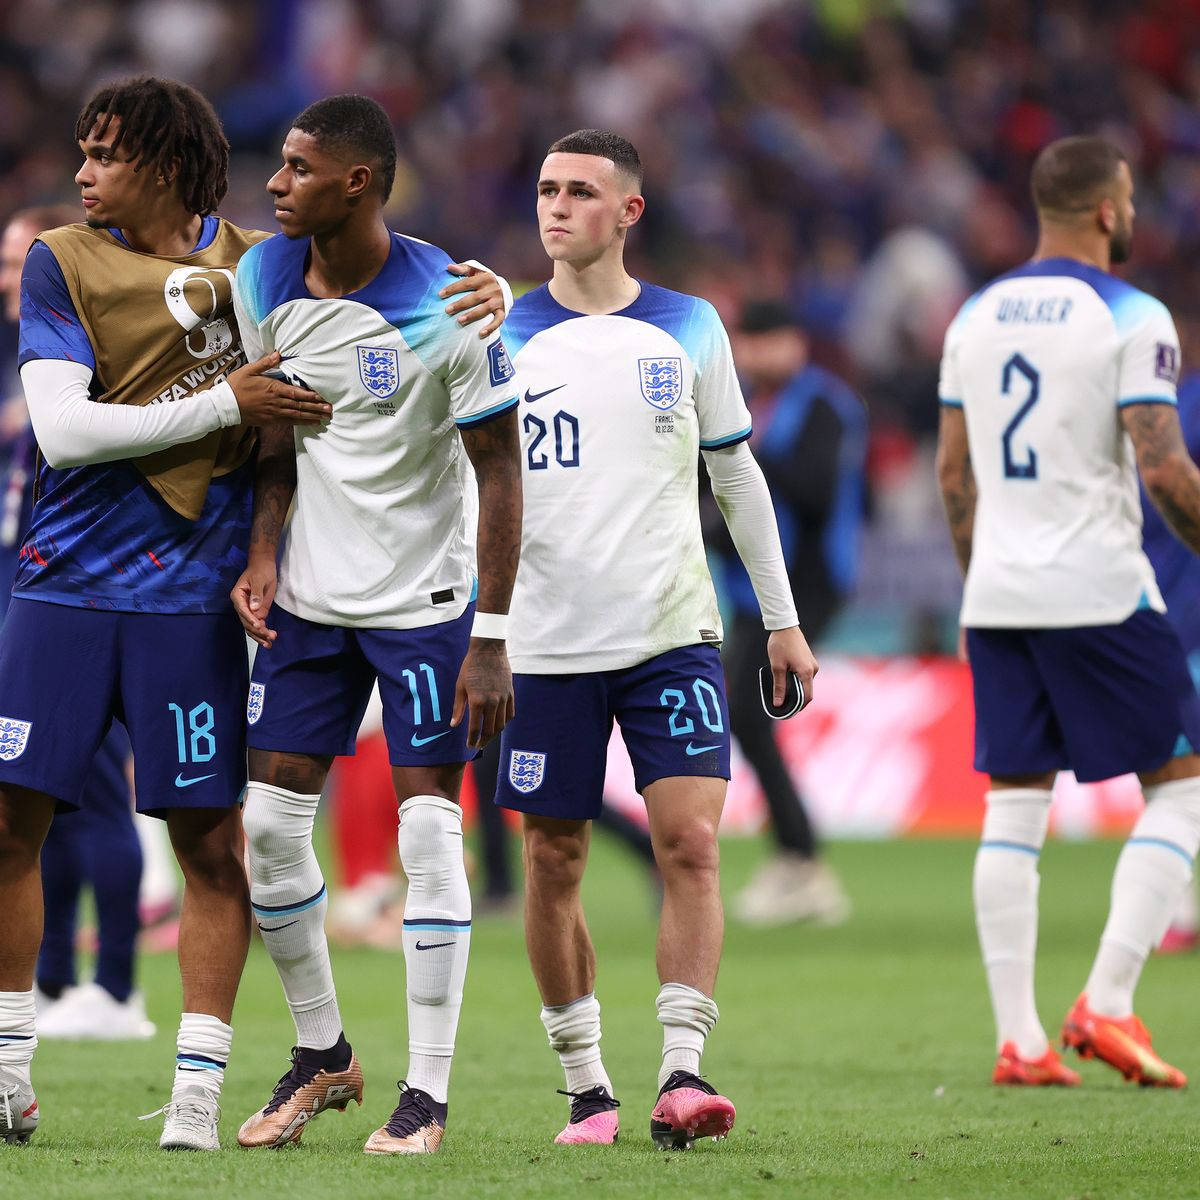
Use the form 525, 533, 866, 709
638, 357, 682, 410
0, 716, 31, 761
508, 749, 546, 794
357, 345, 400, 400
163, 266, 237, 360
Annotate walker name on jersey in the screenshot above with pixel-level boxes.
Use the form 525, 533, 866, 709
995, 296, 1073, 325
149, 347, 246, 405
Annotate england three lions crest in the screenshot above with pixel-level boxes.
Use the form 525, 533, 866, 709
0, 716, 31, 761
246, 683, 265, 726
508, 749, 546, 794
357, 345, 399, 400
638, 357, 682, 410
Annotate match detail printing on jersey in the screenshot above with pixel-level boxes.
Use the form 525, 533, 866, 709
939, 257, 1179, 628
504, 282, 752, 673
234, 232, 518, 628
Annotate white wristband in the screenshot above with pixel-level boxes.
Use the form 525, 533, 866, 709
472, 610, 508, 640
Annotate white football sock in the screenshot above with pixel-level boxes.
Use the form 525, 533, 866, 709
173, 1012, 232, 1103
0, 990, 36, 1082
1085, 776, 1200, 1017
541, 993, 613, 1102
243, 782, 343, 1050
398, 796, 471, 1105
973, 788, 1052, 1058
656, 982, 719, 1088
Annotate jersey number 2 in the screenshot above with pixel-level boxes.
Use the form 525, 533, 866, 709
1001, 353, 1039, 480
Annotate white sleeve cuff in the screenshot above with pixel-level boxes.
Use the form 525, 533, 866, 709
703, 440, 800, 631
207, 379, 242, 428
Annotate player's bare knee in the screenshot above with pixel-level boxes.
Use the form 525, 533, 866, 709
653, 821, 720, 881
523, 824, 588, 894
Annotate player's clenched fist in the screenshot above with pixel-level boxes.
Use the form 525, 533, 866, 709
228, 350, 332, 426
451, 638, 516, 748
767, 625, 818, 709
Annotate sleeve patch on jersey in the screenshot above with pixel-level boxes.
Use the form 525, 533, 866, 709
1156, 343, 1180, 384
357, 345, 400, 399
639, 356, 683, 410
487, 338, 515, 387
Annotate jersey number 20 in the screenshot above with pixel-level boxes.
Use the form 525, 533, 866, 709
1001, 352, 1039, 480
524, 411, 580, 470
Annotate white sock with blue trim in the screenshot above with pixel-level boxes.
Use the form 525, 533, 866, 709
397, 795, 471, 1104
173, 1012, 232, 1103
1085, 776, 1200, 1017
243, 782, 343, 1050
973, 788, 1052, 1058
0, 990, 36, 1083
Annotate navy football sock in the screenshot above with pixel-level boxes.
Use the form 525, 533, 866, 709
37, 817, 85, 994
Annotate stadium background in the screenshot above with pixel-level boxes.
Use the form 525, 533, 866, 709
5, 0, 1195, 837
4, 4, 1200, 1196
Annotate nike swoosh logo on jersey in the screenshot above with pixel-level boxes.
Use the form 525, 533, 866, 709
415, 940, 456, 951
258, 919, 300, 933
174, 772, 217, 788
524, 385, 565, 403
411, 730, 451, 747
685, 743, 720, 756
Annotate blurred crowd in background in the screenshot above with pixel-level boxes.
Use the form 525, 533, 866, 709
2, 0, 1200, 647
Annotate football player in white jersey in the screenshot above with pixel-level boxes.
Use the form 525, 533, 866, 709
494, 130, 817, 1148
937, 135, 1200, 1089
227, 95, 521, 1155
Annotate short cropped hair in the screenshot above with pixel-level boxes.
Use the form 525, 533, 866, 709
547, 129, 643, 188
1031, 136, 1127, 216
75, 76, 229, 216
291, 94, 397, 201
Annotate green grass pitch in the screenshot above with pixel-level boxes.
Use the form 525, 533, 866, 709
6, 837, 1200, 1199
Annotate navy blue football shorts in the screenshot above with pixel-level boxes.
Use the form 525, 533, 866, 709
494, 643, 731, 819
967, 608, 1200, 783
246, 602, 474, 766
0, 597, 247, 815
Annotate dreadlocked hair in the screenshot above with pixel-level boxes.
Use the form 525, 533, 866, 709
74, 76, 230, 215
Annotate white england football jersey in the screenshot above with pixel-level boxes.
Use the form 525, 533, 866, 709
234, 232, 518, 628
939, 256, 1181, 628
504, 282, 752, 673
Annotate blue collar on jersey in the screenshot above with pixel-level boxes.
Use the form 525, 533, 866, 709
108, 213, 220, 253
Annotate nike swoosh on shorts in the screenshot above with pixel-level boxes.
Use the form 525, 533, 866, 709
411, 730, 451, 747
685, 743, 720, 756
175, 772, 218, 787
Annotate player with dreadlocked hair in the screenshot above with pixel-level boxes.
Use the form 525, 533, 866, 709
73, 76, 231, 218
0, 75, 508, 1150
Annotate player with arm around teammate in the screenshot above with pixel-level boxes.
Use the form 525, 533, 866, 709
228, 95, 520, 1156
495, 130, 816, 1148
0, 76, 342, 1151
0, 76, 504, 1152
937, 135, 1200, 1089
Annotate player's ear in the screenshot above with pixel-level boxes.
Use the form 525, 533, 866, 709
346, 164, 373, 201
1097, 195, 1116, 237
619, 193, 646, 231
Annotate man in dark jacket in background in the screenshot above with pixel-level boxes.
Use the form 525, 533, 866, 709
714, 301, 867, 925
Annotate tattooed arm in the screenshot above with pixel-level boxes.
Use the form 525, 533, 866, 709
936, 404, 977, 576
452, 408, 523, 747
230, 422, 297, 648
1123, 402, 1200, 555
